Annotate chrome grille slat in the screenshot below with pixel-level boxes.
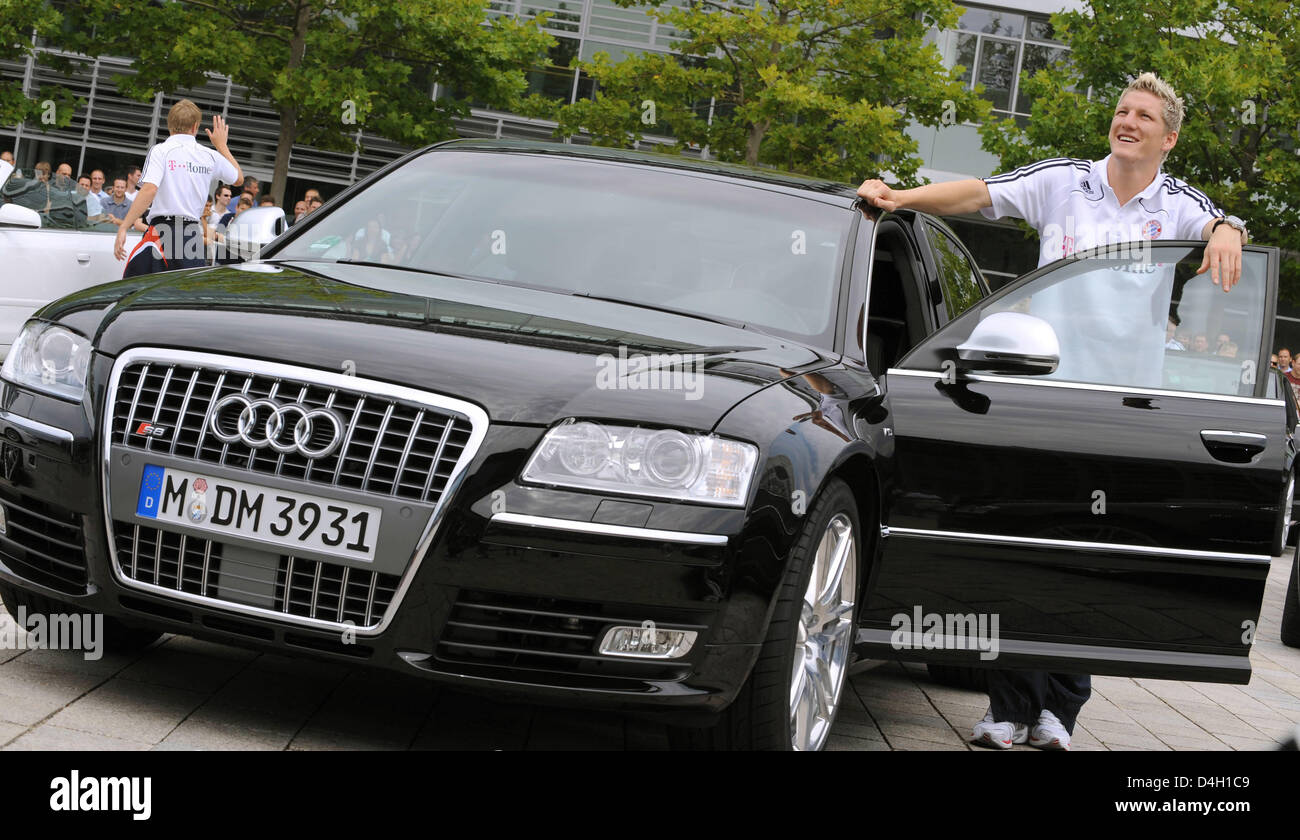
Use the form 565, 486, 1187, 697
393, 409, 424, 494
337, 566, 350, 623
364, 571, 378, 626
176, 534, 188, 590
171, 370, 201, 455
422, 417, 457, 500
144, 366, 175, 453
361, 403, 395, 491
332, 396, 367, 486
192, 371, 227, 457
282, 555, 295, 611
121, 363, 151, 445
200, 538, 213, 596
309, 560, 323, 617
153, 527, 163, 584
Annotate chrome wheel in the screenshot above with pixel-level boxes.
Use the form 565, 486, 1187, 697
789, 512, 857, 751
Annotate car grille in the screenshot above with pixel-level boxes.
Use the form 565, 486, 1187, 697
436, 590, 705, 681
111, 361, 474, 504
0, 490, 88, 593
113, 521, 399, 627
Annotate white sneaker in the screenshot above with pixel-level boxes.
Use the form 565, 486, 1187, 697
1029, 709, 1071, 750
970, 709, 1028, 749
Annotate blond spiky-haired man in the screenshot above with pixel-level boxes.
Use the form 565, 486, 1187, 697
857, 72, 1249, 751
858, 71, 1246, 291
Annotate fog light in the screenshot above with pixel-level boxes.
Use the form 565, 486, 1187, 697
599, 622, 697, 659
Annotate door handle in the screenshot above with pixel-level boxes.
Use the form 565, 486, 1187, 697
76, 253, 91, 264
1200, 429, 1266, 463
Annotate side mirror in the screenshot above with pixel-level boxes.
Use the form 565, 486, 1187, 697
223, 206, 286, 262
956, 311, 1060, 375
0, 204, 41, 229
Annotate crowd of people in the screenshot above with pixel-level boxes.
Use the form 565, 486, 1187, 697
1164, 320, 1241, 359
195, 176, 325, 263
1, 142, 326, 266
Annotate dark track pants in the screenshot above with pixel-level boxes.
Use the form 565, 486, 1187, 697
988, 670, 1091, 733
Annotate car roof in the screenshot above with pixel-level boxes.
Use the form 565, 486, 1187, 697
428, 139, 861, 207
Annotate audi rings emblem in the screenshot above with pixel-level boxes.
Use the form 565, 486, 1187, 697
209, 394, 345, 458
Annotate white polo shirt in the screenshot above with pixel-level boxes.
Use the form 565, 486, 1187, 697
981, 156, 1224, 389
0, 159, 12, 185
981, 155, 1221, 267
140, 133, 238, 220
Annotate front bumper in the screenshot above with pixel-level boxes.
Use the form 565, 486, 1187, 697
0, 352, 777, 715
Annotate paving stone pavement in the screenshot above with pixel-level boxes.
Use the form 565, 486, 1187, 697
0, 551, 1296, 751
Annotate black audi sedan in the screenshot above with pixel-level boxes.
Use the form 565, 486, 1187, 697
0, 140, 1289, 750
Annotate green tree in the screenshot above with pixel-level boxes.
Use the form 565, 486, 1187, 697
0, 0, 81, 129
979, 0, 1300, 296
59, 0, 553, 205
532, 0, 986, 184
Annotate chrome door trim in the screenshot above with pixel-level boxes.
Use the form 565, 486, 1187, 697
885, 526, 1271, 564
886, 368, 1284, 407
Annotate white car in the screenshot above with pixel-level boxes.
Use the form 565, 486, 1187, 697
0, 202, 141, 359
0, 201, 286, 358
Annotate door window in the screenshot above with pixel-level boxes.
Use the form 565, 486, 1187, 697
925, 222, 985, 322
907, 244, 1271, 397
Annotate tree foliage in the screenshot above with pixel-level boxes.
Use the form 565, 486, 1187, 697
532, 0, 987, 184
978, 0, 1300, 297
46, 0, 553, 204
0, 0, 81, 128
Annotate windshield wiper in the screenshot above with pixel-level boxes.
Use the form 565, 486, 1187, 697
571, 292, 749, 330
270, 257, 473, 282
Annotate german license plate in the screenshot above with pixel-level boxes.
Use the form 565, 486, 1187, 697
135, 464, 381, 562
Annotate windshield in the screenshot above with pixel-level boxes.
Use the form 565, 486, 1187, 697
271, 151, 852, 344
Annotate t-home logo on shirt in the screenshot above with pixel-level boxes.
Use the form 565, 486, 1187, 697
166, 160, 212, 175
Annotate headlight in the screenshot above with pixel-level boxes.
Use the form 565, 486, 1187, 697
1, 321, 92, 401
521, 421, 758, 506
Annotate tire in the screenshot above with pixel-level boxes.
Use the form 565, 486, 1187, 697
1282, 555, 1300, 648
0, 582, 163, 655
673, 478, 861, 750
926, 663, 990, 693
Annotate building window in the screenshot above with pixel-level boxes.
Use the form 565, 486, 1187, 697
526, 36, 580, 103
948, 4, 1067, 123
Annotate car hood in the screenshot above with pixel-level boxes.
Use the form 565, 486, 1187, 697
57, 261, 832, 427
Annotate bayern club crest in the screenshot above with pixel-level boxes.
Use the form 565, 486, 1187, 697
188, 477, 209, 522
1142, 219, 1162, 239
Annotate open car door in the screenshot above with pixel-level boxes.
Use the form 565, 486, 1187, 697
858, 242, 1288, 684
